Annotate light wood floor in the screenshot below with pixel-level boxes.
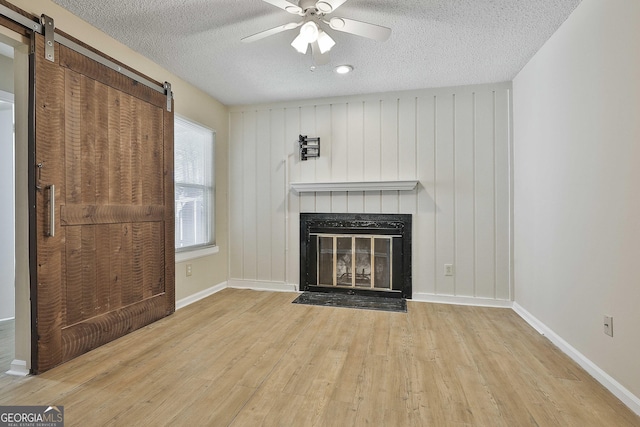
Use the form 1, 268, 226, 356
0, 289, 638, 426
0, 319, 14, 373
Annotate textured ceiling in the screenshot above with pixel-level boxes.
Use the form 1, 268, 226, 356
51, 0, 581, 106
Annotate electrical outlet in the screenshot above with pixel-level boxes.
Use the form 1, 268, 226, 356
603, 315, 613, 337
186, 264, 193, 277
444, 264, 454, 276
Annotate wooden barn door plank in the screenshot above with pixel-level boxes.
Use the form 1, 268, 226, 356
32, 32, 174, 373
32, 33, 65, 373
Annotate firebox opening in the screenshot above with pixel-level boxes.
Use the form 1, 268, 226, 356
316, 234, 395, 291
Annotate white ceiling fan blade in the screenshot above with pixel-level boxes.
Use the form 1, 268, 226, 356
262, 0, 303, 15
311, 41, 330, 65
241, 22, 302, 43
328, 17, 391, 42
315, 0, 349, 14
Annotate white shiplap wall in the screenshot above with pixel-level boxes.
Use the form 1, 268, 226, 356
229, 83, 512, 303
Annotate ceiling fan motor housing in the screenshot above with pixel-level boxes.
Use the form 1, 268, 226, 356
299, 0, 324, 14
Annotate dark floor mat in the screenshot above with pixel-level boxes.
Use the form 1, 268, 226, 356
292, 292, 407, 313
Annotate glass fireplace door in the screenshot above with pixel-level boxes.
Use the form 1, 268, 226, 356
315, 234, 394, 291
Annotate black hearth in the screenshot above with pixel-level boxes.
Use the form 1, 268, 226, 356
300, 213, 412, 299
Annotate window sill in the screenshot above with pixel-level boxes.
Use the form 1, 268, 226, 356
175, 245, 219, 263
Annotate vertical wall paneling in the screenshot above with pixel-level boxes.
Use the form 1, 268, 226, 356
346, 102, 364, 181
435, 94, 456, 295
363, 100, 382, 213
315, 105, 332, 212
285, 107, 301, 285
256, 110, 272, 281
363, 101, 382, 181
416, 95, 437, 295
270, 109, 286, 282
380, 97, 399, 180
494, 90, 511, 300
346, 102, 364, 213
398, 97, 417, 180
454, 92, 476, 297
331, 104, 348, 212
330, 103, 348, 181
299, 106, 316, 213
228, 83, 512, 301
398, 96, 418, 215
380, 97, 399, 212
242, 111, 258, 280
474, 91, 497, 298
229, 112, 244, 279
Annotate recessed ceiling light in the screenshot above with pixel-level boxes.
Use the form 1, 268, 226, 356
334, 65, 353, 74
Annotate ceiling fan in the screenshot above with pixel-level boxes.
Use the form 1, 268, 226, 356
242, 0, 392, 65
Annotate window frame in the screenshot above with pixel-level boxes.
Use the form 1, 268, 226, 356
174, 115, 216, 257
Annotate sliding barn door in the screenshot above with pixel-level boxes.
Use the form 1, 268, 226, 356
31, 33, 174, 373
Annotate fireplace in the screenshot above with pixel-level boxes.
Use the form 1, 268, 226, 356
300, 213, 412, 299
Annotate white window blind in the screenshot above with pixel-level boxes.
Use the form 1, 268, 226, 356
174, 116, 215, 251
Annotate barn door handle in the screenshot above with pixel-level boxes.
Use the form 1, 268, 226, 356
48, 184, 55, 237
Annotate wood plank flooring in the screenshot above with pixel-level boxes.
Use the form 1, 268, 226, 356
0, 319, 14, 373
0, 289, 638, 426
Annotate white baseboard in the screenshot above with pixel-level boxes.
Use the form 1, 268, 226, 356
176, 280, 297, 310
227, 279, 298, 293
512, 302, 640, 417
176, 281, 227, 310
6, 359, 28, 376
412, 293, 513, 308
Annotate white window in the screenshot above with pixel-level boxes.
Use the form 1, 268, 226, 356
174, 116, 215, 252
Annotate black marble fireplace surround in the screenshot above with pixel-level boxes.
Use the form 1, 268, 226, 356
300, 213, 412, 299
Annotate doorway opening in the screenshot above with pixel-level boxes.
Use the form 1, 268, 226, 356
0, 30, 29, 376
0, 40, 15, 374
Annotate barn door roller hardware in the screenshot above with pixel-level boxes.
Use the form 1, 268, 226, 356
164, 82, 173, 112
41, 14, 55, 62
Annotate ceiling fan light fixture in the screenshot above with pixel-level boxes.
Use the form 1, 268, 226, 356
244, 0, 392, 65
316, 30, 335, 54
299, 21, 320, 43
291, 33, 309, 54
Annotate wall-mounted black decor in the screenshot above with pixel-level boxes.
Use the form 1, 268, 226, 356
299, 134, 320, 161
300, 212, 412, 299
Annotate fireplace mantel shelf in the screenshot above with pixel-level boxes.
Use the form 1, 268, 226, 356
290, 180, 418, 193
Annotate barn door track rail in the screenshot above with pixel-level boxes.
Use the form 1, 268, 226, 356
0, 3, 173, 111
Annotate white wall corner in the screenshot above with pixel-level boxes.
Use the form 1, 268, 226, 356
6, 359, 29, 377
512, 302, 640, 417
176, 281, 227, 310
412, 293, 513, 309
227, 279, 298, 293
